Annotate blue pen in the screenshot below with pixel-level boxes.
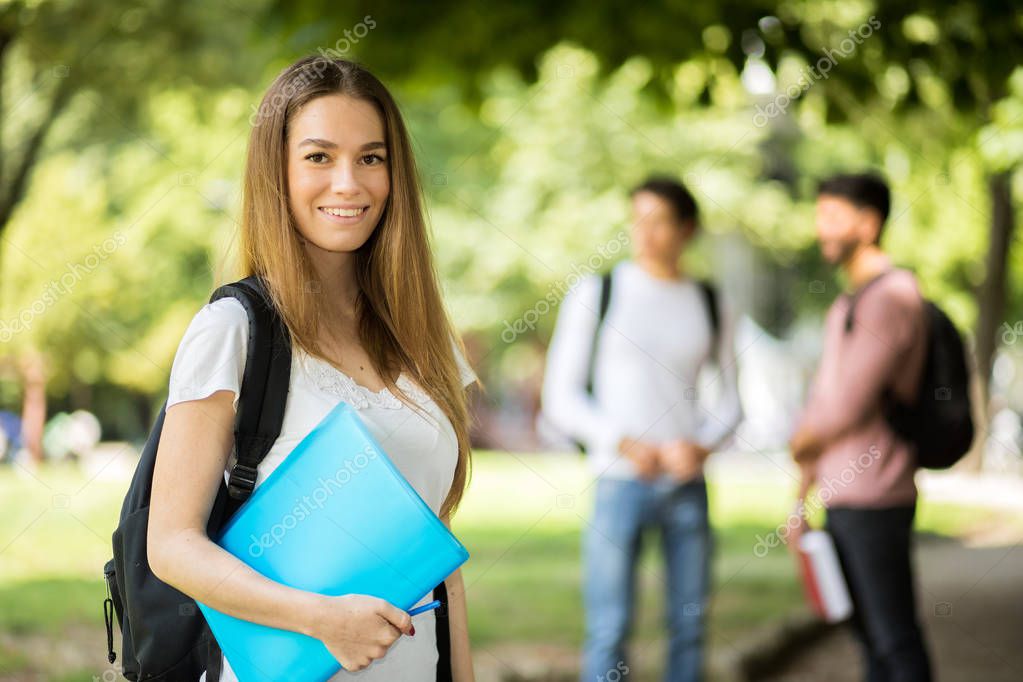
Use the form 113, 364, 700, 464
407, 600, 441, 617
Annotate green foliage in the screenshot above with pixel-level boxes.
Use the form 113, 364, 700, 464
0, 1, 1019, 432
417, 44, 798, 339
271, 0, 1023, 118
11, 0, 275, 147
1, 89, 254, 402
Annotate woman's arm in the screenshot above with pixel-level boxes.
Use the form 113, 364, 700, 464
148, 390, 322, 633
442, 517, 475, 682
147, 390, 411, 671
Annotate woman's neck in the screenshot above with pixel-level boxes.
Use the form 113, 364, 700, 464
304, 242, 360, 318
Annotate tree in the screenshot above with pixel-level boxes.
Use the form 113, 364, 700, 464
0, 0, 273, 460
270, 0, 1023, 464
272, 1, 1021, 326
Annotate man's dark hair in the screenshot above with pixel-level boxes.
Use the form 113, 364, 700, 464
631, 176, 699, 230
817, 172, 891, 242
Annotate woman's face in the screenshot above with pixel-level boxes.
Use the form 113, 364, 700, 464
286, 94, 390, 254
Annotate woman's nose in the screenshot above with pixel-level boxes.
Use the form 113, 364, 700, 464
330, 163, 360, 194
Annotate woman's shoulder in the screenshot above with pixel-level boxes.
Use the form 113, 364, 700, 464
178, 296, 252, 352
176, 296, 250, 359
193, 296, 249, 328
167, 297, 250, 410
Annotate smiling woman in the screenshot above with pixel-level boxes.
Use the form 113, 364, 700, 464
288, 98, 390, 250
144, 56, 477, 682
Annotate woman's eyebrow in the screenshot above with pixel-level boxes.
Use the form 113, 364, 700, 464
298, 137, 337, 149
296, 138, 386, 151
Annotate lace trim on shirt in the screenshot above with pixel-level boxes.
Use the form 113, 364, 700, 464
303, 354, 431, 410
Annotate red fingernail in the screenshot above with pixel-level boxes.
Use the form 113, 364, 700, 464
410, 625, 416, 636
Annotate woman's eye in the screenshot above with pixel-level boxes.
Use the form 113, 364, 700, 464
362, 154, 386, 165
305, 152, 328, 163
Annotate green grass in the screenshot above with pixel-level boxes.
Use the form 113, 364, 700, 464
455, 453, 807, 654
0, 451, 1007, 680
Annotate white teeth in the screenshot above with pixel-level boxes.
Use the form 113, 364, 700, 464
321, 207, 365, 217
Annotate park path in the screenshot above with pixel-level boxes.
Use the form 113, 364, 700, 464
757, 530, 1023, 682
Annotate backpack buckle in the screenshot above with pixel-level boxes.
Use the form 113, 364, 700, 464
228, 464, 259, 500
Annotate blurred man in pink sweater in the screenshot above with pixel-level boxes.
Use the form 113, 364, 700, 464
789, 173, 932, 682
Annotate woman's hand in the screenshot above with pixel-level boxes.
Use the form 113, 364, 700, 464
308, 594, 413, 672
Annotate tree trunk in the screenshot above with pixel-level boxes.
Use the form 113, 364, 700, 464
967, 170, 1016, 471
18, 351, 46, 464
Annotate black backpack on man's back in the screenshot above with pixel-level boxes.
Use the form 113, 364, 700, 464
844, 272, 974, 469
886, 300, 975, 468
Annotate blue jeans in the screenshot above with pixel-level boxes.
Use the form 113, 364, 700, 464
581, 478, 712, 682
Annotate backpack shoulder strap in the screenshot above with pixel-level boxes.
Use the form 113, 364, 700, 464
209, 276, 292, 505
696, 279, 720, 353
434, 580, 453, 681
584, 272, 613, 396
843, 269, 895, 334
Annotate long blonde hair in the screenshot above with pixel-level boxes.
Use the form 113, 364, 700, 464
239, 56, 472, 517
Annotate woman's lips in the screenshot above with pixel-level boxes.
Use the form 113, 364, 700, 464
318, 206, 368, 223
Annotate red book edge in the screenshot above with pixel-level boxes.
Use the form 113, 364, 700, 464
797, 549, 826, 620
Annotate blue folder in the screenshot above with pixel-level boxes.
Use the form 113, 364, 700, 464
196, 401, 470, 682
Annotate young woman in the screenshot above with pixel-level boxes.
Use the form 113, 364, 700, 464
146, 56, 477, 681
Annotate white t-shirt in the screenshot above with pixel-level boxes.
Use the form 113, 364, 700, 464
542, 260, 742, 479
168, 297, 475, 682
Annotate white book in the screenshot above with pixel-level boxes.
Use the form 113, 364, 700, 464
798, 530, 853, 623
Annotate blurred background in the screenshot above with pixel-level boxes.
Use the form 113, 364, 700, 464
0, 1, 1021, 680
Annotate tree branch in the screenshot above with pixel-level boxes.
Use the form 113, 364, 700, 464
0, 72, 74, 228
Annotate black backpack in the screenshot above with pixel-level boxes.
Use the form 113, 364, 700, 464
844, 272, 974, 469
102, 276, 457, 681
103, 276, 291, 681
570, 271, 719, 453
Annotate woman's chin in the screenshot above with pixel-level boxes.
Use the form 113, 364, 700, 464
301, 234, 372, 256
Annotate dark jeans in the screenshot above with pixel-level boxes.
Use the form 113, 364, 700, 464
826, 505, 932, 682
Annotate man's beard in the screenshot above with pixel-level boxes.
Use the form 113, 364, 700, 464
823, 237, 861, 267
